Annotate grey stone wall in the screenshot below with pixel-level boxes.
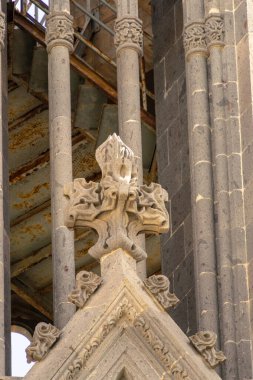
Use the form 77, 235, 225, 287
152, 0, 196, 335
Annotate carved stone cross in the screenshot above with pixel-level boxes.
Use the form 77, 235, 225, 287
64, 134, 169, 261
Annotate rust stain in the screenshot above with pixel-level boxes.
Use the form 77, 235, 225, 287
19, 224, 45, 241
13, 200, 31, 210
9, 122, 47, 150
43, 212, 51, 224
18, 182, 49, 199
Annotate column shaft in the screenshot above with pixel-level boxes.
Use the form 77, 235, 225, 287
47, 2, 75, 329
183, 16, 219, 336
0, 1, 11, 375
115, 0, 146, 277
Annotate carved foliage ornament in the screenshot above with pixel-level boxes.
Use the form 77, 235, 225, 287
205, 15, 225, 47
0, 12, 5, 49
68, 270, 102, 308
64, 299, 190, 380
26, 322, 61, 363
65, 134, 169, 262
189, 331, 226, 368
114, 16, 143, 55
46, 11, 74, 52
144, 274, 179, 309
183, 22, 207, 58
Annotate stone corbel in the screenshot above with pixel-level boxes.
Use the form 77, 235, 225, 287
26, 322, 61, 363
0, 12, 5, 50
183, 21, 207, 60
114, 16, 143, 55
46, 11, 74, 53
65, 134, 169, 262
144, 274, 179, 310
68, 270, 102, 308
205, 15, 225, 50
189, 331, 226, 368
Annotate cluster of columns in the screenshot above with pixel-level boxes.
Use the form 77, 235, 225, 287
0, 0, 11, 376
115, 0, 146, 279
183, 0, 241, 378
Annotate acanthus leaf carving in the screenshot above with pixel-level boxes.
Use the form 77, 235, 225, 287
183, 21, 207, 59
46, 11, 74, 52
68, 270, 102, 308
205, 15, 225, 48
114, 16, 143, 55
26, 322, 61, 363
144, 274, 179, 309
65, 134, 169, 262
0, 12, 5, 49
189, 331, 226, 368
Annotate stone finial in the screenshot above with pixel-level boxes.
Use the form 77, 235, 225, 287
205, 15, 225, 49
68, 270, 102, 308
183, 21, 207, 59
46, 11, 74, 53
0, 12, 5, 49
26, 322, 61, 363
65, 134, 169, 262
189, 331, 226, 368
144, 275, 179, 310
114, 16, 143, 55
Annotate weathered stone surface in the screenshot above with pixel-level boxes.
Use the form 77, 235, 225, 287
25, 322, 61, 363
144, 274, 179, 309
23, 249, 221, 380
68, 271, 102, 308
65, 134, 169, 262
189, 331, 226, 368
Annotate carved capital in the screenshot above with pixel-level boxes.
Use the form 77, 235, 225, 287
205, 15, 225, 49
26, 322, 61, 363
114, 16, 143, 55
183, 21, 207, 59
65, 134, 169, 262
0, 12, 5, 49
144, 275, 179, 309
189, 331, 226, 368
46, 11, 74, 53
68, 270, 102, 308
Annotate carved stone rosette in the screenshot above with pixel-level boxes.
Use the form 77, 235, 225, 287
183, 21, 207, 59
65, 134, 169, 262
205, 15, 225, 49
189, 331, 226, 368
26, 322, 61, 363
0, 11, 5, 49
68, 270, 102, 308
46, 11, 74, 53
114, 16, 143, 55
144, 274, 179, 310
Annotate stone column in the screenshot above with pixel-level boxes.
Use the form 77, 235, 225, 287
183, 2, 219, 336
205, 11, 237, 378
0, 1, 11, 375
46, 0, 75, 329
115, 0, 146, 278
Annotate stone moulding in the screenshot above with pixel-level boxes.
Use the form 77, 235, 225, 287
134, 316, 190, 379
68, 270, 102, 308
205, 15, 225, 49
144, 274, 179, 310
65, 134, 169, 262
46, 11, 74, 53
189, 331, 226, 368
0, 12, 5, 49
26, 322, 61, 363
183, 21, 207, 59
114, 16, 143, 55
63, 297, 190, 380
